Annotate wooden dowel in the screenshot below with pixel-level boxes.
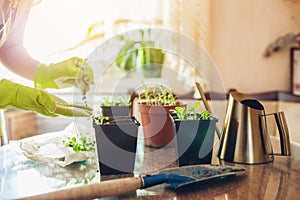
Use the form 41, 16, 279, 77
19, 177, 143, 200
195, 82, 221, 138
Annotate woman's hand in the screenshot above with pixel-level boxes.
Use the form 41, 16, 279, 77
0, 79, 92, 117
34, 57, 94, 95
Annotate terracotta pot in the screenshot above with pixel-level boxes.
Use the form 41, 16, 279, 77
93, 116, 140, 175
137, 103, 185, 148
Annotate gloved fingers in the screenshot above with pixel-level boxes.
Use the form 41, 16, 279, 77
34, 90, 59, 117
48, 93, 93, 117
48, 93, 68, 105
37, 89, 93, 117
53, 77, 76, 89
53, 60, 93, 95
55, 101, 93, 112
53, 75, 90, 96
87, 66, 94, 84
82, 60, 95, 84
54, 104, 93, 117
66, 102, 93, 111
75, 76, 90, 96
40, 110, 58, 117
74, 58, 94, 94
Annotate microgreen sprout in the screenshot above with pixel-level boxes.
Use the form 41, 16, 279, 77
101, 95, 131, 107
170, 106, 186, 120
200, 110, 211, 120
170, 102, 213, 120
94, 116, 110, 125
63, 134, 95, 153
138, 81, 178, 106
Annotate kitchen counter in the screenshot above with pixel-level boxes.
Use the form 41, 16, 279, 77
0, 132, 300, 199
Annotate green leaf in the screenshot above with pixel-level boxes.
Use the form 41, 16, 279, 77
200, 110, 211, 120
124, 50, 137, 71
72, 137, 76, 142
86, 21, 104, 38
63, 134, 96, 153
194, 102, 201, 110
116, 41, 138, 70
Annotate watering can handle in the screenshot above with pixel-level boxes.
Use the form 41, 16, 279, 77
273, 111, 291, 156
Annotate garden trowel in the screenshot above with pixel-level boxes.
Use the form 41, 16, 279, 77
19, 164, 245, 200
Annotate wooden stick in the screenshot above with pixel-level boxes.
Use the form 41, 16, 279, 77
18, 177, 143, 200
195, 82, 221, 138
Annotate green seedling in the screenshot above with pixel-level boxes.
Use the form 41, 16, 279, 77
101, 95, 131, 107
94, 115, 110, 125
63, 134, 95, 153
170, 106, 186, 120
170, 102, 212, 121
200, 110, 211, 120
138, 81, 178, 106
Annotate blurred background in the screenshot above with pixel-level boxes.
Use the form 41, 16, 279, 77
2, 0, 300, 143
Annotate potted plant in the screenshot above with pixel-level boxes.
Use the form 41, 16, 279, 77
100, 95, 132, 116
116, 30, 165, 78
138, 46, 165, 78
136, 82, 185, 148
170, 102, 218, 166
93, 115, 140, 175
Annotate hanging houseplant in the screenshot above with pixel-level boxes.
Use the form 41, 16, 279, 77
116, 29, 165, 78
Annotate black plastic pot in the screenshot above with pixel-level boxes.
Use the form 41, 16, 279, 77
101, 106, 130, 116
171, 116, 218, 166
93, 116, 140, 175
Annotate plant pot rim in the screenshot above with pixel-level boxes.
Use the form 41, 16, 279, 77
137, 103, 186, 115
100, 105, 130, 107
93, 116, 140, 126
170, 115, 218, 123
138, 103, 179, 107
137, 102, 186, 107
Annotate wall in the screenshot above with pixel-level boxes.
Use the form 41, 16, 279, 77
210, 0, 300, 93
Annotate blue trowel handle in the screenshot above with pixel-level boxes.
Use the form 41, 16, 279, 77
141, 174, 167, 189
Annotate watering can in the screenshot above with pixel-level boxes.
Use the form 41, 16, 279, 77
218, 91, 291, 164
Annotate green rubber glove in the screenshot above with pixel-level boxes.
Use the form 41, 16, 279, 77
34, 57, 94, 95
0, 79, 92, 117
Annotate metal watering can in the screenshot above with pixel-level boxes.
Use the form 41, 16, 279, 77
218, 91, 291, 164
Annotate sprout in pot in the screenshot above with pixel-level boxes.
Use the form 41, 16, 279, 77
170, 102, 218, 166
100, 95, 132, 116
93, 115, 140, 175
136, 82, 185, 148
171, 102, 213, 121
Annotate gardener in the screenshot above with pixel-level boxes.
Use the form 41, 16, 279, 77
0, 0, 94, 145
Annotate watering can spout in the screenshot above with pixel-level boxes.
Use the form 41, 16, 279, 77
217, 91, 291, 164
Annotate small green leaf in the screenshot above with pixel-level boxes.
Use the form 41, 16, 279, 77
63, 134, 96, 153
194, 102, 201, 110
116, 41, 139, 70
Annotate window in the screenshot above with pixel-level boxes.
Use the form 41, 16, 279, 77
24, 0, 167, 62
25, 0, 210, 59
19, 0, 211, 93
